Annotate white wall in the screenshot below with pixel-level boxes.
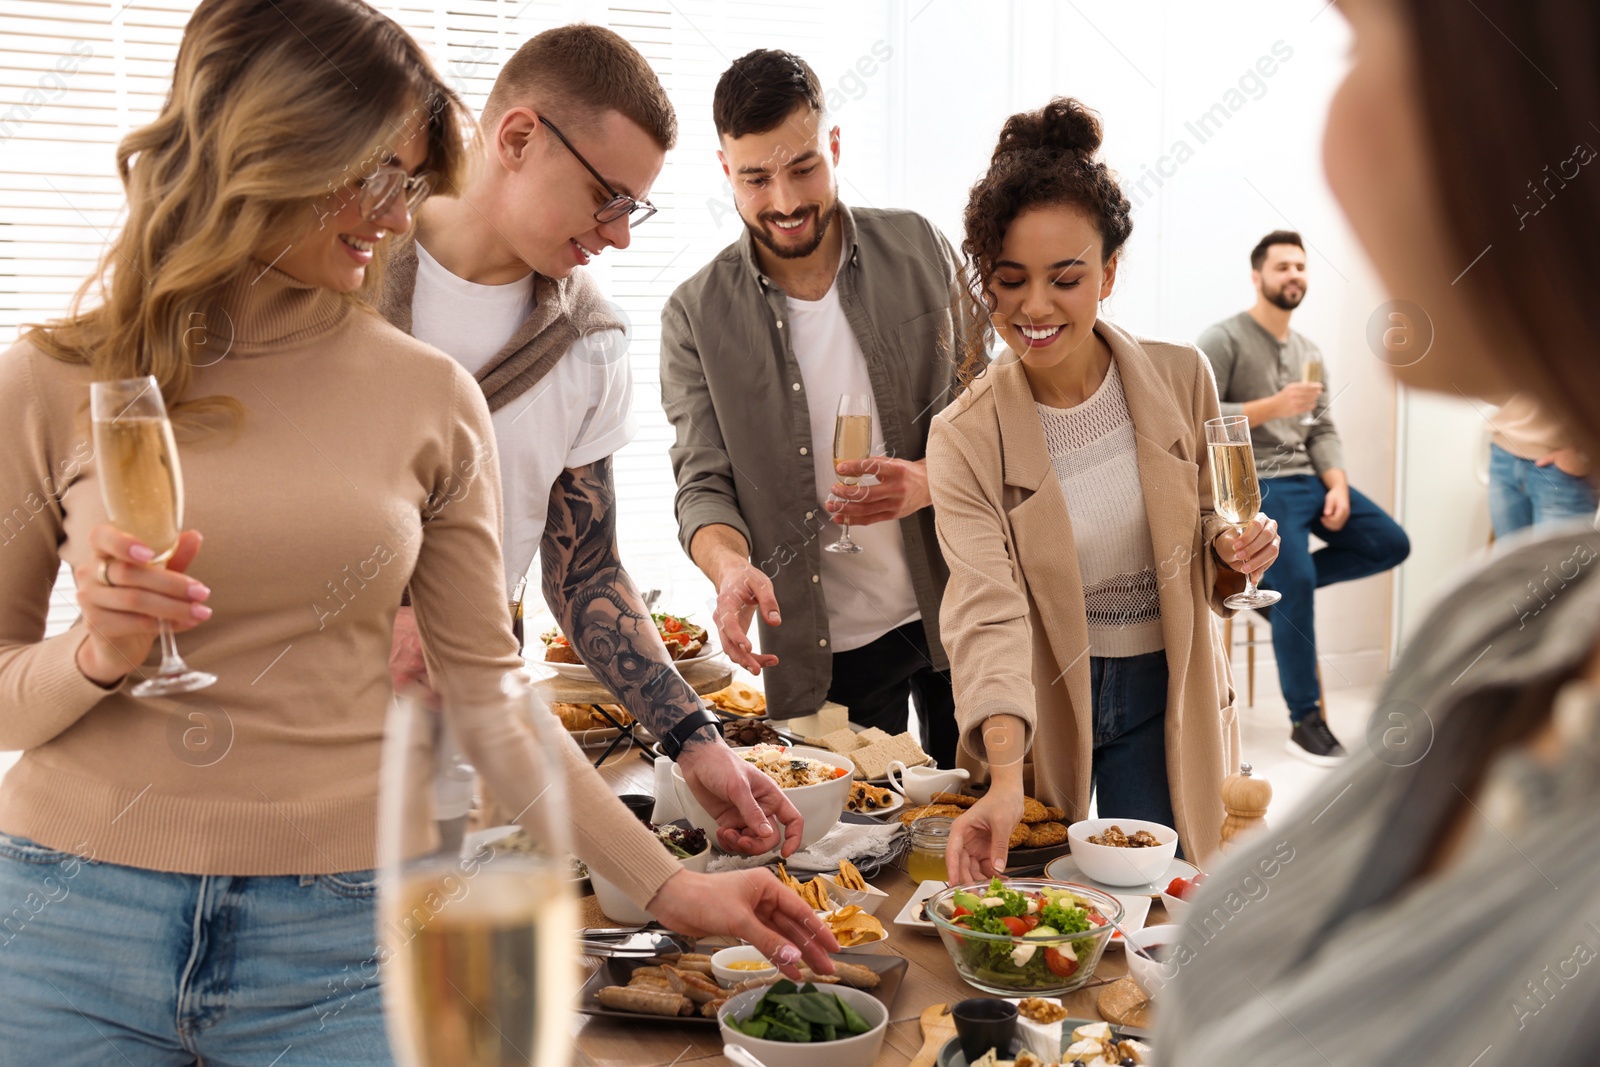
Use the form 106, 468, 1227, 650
4, 0, 1472, 696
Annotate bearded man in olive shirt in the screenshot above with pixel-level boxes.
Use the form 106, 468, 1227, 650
660, 50, 982, 766
1198, 230, 1409, 767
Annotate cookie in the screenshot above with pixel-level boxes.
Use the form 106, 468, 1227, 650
1043, 806, 1066, 822
1008, 823, 1030, 849
1021, 821, 1068, 848
930, 792, 978, 808
1020, 797, 1050, 824
899, 803, 964, 827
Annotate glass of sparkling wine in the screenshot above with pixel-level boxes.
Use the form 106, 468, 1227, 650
1204, 415, 1282, 610
89, 376, 217, 697
380, 678, 577, 1067
826, 393, 874, 555
509, 573, 528, 654
1300, 357, 1324, 426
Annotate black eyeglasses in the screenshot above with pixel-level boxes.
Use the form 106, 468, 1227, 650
541, 116, 658, 228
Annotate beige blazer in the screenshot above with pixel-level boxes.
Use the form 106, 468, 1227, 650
926, 320, 1241, 862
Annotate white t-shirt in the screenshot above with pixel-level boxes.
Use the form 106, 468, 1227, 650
410, 242, 636, 592
785, 264, 921, 653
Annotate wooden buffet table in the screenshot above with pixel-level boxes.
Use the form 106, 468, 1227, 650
571, 745, 1154, 1067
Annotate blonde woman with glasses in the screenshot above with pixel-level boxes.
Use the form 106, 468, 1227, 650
0, 1, 830, 1061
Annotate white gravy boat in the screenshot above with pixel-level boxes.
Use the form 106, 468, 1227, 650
885, 761, 970, 806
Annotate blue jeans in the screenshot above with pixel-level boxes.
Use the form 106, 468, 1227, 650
0, 833, 392, 1066
1258, 474, 1411, 724
1488, 443, 1598, 538
1088, 650, 1176, 833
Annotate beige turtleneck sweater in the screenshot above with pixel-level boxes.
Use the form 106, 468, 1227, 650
0, 265, 678, 903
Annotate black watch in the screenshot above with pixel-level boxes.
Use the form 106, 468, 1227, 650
660, 708, 723, 760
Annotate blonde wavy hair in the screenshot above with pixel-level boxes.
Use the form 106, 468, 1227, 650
26, 0, 477, 426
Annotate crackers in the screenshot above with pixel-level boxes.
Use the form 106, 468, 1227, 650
819, 905, 886, 948
809, 728, 933, 780
835, 860, 868, 892
705, 680, 766, 717
777, 860, 870, 909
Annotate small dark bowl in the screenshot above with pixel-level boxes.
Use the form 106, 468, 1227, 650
951, 998, 1018, 1064
617, 793, 656, 824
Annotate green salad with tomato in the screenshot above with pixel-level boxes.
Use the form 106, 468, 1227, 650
939, 879, 1104, 990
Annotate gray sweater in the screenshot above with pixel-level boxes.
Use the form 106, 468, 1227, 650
1157, 522, 1600, 1066
1197, 311, 1345, 479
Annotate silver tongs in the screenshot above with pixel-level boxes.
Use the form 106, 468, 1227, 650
577, 927, 693, 958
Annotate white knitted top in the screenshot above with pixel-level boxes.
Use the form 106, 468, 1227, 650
1035, 360, 1164, 657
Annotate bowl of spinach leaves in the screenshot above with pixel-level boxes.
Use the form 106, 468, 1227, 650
717, 980, 888, 1067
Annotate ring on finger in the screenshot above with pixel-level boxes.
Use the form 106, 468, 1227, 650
97, 558, 116, 588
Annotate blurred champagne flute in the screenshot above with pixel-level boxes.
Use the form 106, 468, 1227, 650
89, 376, 217, 696
826, 393, 873, 556
1300, 357, 1324, 426
380, 678, 577, 1067
509, 573, 528, 655
1204, 415, 1282, 610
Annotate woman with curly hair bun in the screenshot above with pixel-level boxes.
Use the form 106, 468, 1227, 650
934, 98, 1281, 880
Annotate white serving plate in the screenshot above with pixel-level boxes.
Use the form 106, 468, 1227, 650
538, 631, 722, 680
1042, 855, 1202, 898
891, 878, 948, 937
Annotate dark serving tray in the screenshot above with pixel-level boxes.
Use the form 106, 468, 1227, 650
576, 949, 907, 1027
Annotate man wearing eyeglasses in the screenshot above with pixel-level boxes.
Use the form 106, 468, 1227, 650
374, 27, 825, 951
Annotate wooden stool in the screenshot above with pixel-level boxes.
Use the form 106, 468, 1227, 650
1221, 612, 1328, 713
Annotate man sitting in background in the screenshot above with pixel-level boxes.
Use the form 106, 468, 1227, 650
1198, 230, 1409, 766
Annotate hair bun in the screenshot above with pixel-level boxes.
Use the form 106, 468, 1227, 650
992, 97, 1103, 162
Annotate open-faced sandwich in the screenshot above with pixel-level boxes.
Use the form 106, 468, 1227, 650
541, 612, 706, 664
651, 613, 706, 661
540, 628, 583, 664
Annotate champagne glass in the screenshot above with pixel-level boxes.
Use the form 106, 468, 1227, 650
1204, 415, 1282, 610
89, 376, 217, 697
826, 393, 873, 555
509, 573, 529, 655
380, 677, 577, 1067
1300, 357, 1324, 427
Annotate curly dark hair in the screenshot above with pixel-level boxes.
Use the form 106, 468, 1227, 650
957, 98, 1132, 389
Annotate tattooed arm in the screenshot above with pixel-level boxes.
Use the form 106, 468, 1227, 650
541, 459, 804, 856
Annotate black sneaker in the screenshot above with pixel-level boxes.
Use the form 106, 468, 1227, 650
1286, 711, 1348, 767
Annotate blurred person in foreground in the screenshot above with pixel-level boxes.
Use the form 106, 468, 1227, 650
1159, 1, 1600, 1063
932, 99, 1276, 878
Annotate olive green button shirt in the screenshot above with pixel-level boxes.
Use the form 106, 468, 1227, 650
1197, 310, 1346, 479
659, 203, 983, 717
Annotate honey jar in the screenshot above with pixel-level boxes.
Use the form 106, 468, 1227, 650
905, 815, 954, 883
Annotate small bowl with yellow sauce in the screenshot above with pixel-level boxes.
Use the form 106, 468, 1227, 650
710, 945, 780, 987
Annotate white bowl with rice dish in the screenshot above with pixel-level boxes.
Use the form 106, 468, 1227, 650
672, 745, 853, 852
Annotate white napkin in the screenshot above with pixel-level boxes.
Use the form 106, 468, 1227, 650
706, 819, 905, 875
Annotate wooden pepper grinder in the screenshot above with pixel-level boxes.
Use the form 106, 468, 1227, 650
1219, 761, 1272, 849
